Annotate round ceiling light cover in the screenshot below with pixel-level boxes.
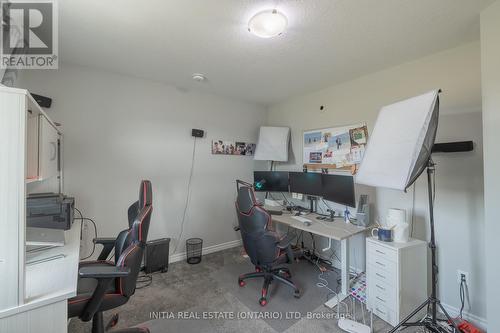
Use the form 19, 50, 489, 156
248, 9, 287, 38
192, 73, 206, 82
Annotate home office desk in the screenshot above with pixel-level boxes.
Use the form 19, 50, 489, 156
268, 209, 367, 308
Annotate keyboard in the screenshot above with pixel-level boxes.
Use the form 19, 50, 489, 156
291, 216, 312, 224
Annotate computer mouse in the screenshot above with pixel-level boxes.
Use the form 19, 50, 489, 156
304, 221, 312, 226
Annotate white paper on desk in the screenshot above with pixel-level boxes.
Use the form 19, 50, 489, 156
356, 90, 439, 191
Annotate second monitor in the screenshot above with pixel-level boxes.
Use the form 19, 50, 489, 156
289, 172, 323, 197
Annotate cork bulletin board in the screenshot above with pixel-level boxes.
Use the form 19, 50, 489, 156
303, 123, 368, 173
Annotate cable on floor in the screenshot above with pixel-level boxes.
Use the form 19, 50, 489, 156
316, 270, 349, 317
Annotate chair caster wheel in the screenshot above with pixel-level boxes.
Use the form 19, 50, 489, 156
238, 280, 246, 287
105, 313, 119, 330
293, 289, 301, 298
259, 298, 268, 306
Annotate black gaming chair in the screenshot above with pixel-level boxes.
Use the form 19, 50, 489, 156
235, 180, 302, 306
68, 180, 153, 333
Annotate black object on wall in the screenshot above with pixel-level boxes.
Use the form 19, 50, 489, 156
144, 238, 170, 274
432, 141, 473, 153
31, 93, 52, 108
191, 129, 204, 138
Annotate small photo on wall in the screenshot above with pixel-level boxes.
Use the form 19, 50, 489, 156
350, 126, 368, 146
328, 132, 351, 153
245, 143, 256, 156
304, 132, 322, 146
309, 152, 323, 163
212, 140, 255, 156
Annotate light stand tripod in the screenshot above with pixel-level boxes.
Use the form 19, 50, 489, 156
388, 159, 459, 333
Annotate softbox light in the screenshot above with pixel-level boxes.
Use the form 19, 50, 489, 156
356, 90, 440, 191
254, 126, 290, 162
356, 89, 460, 332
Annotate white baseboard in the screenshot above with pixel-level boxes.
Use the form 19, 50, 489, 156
169, 239, 242, 263
440, 302, 487, 330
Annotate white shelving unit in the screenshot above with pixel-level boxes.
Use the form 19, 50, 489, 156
366, 237, 427, 327
0, 86, 79, 333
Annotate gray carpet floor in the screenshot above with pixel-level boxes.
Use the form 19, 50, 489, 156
68, 246, 423, 333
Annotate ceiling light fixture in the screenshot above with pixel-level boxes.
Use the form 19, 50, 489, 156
192, 73, 206, 82
248, 9, 287, 38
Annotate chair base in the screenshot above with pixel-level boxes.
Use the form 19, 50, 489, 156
238, 267, 301, 306
91, 312, 104, 333
86, 311, 149, 333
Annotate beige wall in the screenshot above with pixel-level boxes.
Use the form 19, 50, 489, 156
481, 1, 500, 331
268, 42, 486, 324
17, 64, 267, 256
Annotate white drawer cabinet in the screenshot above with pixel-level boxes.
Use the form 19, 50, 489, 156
366, 237, 427, 327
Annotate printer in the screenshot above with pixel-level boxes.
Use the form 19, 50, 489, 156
27, 193, 75, 230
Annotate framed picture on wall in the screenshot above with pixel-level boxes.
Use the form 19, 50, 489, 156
211, 140, 256, 156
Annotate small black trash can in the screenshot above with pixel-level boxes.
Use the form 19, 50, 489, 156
186, 238, 203, 264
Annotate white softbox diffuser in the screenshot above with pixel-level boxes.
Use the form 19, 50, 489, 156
254, 126, 290, 162
356, 90, 439, 191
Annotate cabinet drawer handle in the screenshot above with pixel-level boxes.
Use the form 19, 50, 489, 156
376, 284, 385, 291
375, 261, 386, 267
375, 273, 386, 279
376, 296, 386, 303
375, 249, 386, 255
375, 307, 386, 315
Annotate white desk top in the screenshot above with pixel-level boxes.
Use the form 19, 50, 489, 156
0, 221, 81, 319
269, 208, 367, 240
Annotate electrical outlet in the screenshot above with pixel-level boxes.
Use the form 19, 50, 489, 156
457, 270, 469, 284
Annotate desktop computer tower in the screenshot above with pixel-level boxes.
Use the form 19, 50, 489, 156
144, 238, 170, 274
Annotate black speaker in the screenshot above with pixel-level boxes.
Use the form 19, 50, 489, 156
432, 141, 473, 153
30, 93, 52, 108
144, 238, 170, 274
191, 129, 204, 138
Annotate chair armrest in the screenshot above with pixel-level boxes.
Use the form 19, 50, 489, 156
93, 237, 116, 245
93, 237, 116, 261
79, 266, 130, 279
79, 265, 130, 321
277, 234, 296, 249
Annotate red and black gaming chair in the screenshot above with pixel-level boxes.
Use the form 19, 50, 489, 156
235, 180, 302, 306
68, 180, 153, 333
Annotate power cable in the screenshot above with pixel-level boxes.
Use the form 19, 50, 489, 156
174, 137, 197, 253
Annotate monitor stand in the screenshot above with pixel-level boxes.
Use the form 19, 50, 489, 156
325, 209, 335, 222
307, 196, 317, 213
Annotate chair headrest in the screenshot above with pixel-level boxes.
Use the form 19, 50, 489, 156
139, 180, 152, 208
236, 185, 257, 214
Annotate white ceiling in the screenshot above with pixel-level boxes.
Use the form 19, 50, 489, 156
59, 0, 493, 105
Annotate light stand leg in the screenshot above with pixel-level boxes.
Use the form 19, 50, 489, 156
387, 160, 460, 333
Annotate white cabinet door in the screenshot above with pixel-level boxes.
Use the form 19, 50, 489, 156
38, 115, 59, 180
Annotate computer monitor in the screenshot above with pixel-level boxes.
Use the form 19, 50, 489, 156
321, 174, 356, 207
253, 171, 289, 192
289, 172, 323, 196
